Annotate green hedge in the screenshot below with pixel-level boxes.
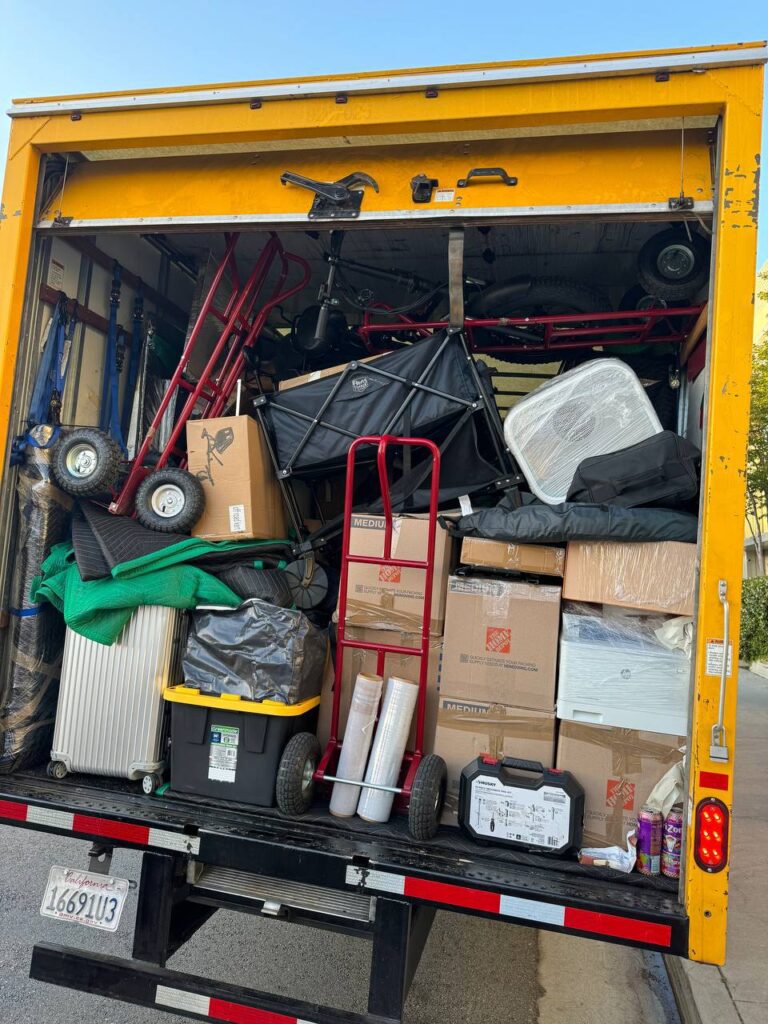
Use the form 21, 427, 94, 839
740, 576, 768, 662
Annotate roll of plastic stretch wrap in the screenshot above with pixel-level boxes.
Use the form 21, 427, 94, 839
329, 673, 383, 817
357, 676, 418, 823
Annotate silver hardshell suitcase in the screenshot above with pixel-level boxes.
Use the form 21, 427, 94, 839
49, 605, 184, 792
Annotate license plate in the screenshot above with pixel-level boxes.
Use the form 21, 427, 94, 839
40, 865, 129, 932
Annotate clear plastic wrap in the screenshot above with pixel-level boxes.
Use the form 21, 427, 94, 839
357, 676, 418, 823
329, 672, 383, 818
503, 359, 662, 504
182, 598, 327, 704
1, 432, 71, 772
459, 536, 565, 575
562, 539, 696, 615
557, 603, 691, 735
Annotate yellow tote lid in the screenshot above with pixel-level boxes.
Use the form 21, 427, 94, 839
164, 685, 320, 716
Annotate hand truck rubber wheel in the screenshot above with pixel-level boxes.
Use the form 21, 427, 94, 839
276, 732, 320, 816
408, 754, 447, 841
637, 228, 710, 302
51, 427, 123, 497
284, 559, 329, 610
135, 467, 205, 533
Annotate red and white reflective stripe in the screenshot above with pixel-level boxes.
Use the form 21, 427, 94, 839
345, 867, 672, 947
0, 799, 200, 855
155, 984, 315, 1023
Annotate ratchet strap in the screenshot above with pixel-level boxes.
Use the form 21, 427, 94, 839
448, 227, 465, 330
99, 261, 127, 452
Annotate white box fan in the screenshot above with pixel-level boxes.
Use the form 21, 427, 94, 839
503, 359, 663, 505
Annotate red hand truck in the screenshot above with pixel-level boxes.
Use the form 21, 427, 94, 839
276, 435, 448, 840
50, 232, 310, 533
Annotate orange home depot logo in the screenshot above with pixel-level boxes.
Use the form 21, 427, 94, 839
485, 627, 511, 655
378, 565, 402, 584
606, 778, 636, 811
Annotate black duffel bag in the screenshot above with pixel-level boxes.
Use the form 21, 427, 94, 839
567, 430, 700, 509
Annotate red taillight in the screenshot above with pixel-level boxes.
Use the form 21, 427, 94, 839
694, 798, 730, 873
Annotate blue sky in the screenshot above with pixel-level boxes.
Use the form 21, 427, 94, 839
1, 0, 766, 266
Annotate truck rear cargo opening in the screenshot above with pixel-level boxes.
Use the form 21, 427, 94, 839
0, 40, 763, 1024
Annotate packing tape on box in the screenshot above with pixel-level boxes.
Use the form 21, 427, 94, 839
344, 598, 434, 633
561, 722, 685, 847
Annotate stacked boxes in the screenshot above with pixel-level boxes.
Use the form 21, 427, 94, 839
435, 539, 564, 822
554, 540, 696, 847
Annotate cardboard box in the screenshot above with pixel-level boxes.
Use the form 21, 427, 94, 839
434, 695, 556, 824
556, 721, 685, 848
316, 627, 442, 754
344, 515, 456, 635
186, 415, 286, 541
440, 576, 561, 710
280, 355, 378, 391
460, 537, 564, 576
562, 541, 696, 616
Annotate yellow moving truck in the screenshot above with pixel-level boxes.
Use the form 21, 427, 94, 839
0, 41, 764, 1021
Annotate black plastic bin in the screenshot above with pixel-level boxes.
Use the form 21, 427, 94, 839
164, 686, 319, 806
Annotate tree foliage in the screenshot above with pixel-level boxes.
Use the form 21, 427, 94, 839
745, 270, 768, 574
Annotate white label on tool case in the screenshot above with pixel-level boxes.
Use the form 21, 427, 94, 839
468, 777, 571, 850
209, 724, 239, 782
228, 504, 246, 533
705, 639, 733, 677
433, 188, 455, 203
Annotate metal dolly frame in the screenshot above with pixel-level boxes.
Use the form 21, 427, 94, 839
315, 435, 440, 809
110, 232, 310, 516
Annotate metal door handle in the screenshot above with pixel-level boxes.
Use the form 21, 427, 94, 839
456, 167, 518, 188
710, 579, 730, 762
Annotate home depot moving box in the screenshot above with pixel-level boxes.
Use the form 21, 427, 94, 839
556, 721, 685, 847
317, 627, 442, 754
562, 541, 696, 615
439, 576, 561, 710
186, 416, 286, 541
344, 515, 455, 635
460, 537, 565, 577
434, 696, 556, 824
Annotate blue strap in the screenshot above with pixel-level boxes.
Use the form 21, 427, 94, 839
121, 286, 144, 439
10, 606, 42, 618
99, 263, 127, 452
27, 300, 65, 427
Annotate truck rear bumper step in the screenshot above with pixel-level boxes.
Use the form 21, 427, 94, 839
191, 864, 376, 923
30, 942, 371, 1024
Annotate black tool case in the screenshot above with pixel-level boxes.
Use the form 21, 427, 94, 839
459, 756, 585, 855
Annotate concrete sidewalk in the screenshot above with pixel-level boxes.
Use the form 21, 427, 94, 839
668, 670, 768, 1024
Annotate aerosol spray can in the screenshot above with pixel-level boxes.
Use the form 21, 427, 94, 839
661, 804, 685, 879
636, 805, 663, 876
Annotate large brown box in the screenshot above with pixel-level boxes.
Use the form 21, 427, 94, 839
343, 515, 455, 635
316, 627, 442, 754
434, 695, 556, 824
440, 576, 561, 710
186, 416, 287, 542
460, 537, 564, 576
556, 721, 685, 847
562, 540, 696, 616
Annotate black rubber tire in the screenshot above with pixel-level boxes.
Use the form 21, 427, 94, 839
51, 427, 122, 497
135, 467, 205, 533
637, 228, 710, 301
276, 732, 320, 816
408, 754, 447, 841
469, 277, 610, 364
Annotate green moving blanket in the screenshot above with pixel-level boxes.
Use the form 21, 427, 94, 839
32, 542, 242, 646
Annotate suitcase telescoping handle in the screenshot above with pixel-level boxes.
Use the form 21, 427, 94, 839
499, 757, 545, 774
